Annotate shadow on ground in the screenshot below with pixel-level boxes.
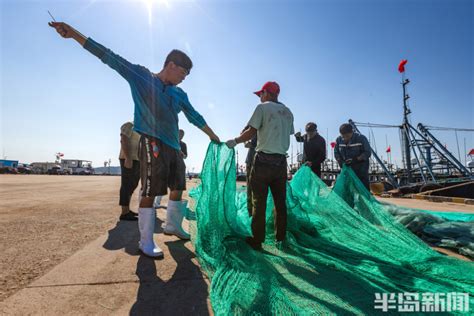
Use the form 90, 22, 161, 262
102, 219, 210, 315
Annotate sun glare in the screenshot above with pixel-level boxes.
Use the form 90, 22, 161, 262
141, 0, 171, 25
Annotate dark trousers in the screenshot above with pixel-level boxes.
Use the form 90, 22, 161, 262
356, 172, 370, 191
353, 164, 370, 191
249, 154, 288, 244
119, 159, 140, 206
310, 164, 322, 178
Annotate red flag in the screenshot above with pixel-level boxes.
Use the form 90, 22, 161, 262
398, 59, 408, 73
386, 146, 391, 153
468, 149, 474, 156
330, 142, 336, 149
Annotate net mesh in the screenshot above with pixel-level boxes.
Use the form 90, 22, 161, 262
188, 143, 474, 315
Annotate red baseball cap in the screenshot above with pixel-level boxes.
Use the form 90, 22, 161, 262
254, 81, 280, 96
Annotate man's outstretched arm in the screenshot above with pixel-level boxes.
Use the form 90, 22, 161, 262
49, 22, 144, 82
201, 125, 220, 143
179, 94, 220, 143
235, 126, 257, 144
49, 22, 87, 46
225, 126, 257, 148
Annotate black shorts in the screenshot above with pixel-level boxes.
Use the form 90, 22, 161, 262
140, 135, 186, 197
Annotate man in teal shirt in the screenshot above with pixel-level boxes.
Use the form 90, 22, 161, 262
49, 21, 220, 258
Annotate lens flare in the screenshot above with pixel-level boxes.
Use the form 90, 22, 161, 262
141, 0, 171, 25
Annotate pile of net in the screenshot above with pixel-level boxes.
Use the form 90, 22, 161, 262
381, 203, 474, 259
188, 143, 474, 315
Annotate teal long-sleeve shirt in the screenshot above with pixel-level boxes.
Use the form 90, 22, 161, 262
83, 38, 206, 151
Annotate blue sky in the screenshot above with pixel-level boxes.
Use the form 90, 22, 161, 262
1, 0, 472, 171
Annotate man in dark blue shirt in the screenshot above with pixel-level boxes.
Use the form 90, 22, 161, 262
334, 124, 371, 190
49, 22, 220, 258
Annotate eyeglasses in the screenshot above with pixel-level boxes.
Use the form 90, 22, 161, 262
179, 66, 190, 76
173, 62, 190, 75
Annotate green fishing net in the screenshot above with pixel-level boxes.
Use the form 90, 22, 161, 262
188, 143, 474, 315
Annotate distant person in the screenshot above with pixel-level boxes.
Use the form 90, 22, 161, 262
49, 22, 220, 258
153, 129, 187, 208
244, 126, 257, 216
119, 121, 141, 221
226, 81, 294, 251
179, 129, 188, 159
334, 123, 371, 190
294, 122, 326, 178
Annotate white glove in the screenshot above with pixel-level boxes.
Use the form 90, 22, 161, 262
226, 139, 237, 148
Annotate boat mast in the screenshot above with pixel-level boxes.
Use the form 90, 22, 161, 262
401, 65, 412, 183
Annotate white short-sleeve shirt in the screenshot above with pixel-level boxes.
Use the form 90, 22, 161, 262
247, 101, 294, 155
119, 122, 141, 161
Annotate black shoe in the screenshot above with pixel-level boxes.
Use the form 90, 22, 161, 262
120, 211, 138, 221
245, 237, 262, 251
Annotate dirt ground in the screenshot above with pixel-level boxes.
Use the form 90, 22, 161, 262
0, 175, 121, 301
377, 196, 474, 214
1, 175, 472, 303
0, 174, 198, 302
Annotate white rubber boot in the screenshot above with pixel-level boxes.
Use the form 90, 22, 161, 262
153, 195, 164, 209
164, 200, 190, 240
138, 207, 163, 258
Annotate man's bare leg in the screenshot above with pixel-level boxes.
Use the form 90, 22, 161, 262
121, 205, 131, 216
139, 196, 155, 208
169, 190, 183, 201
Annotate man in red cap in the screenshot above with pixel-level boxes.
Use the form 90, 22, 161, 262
226, 81, 294, 250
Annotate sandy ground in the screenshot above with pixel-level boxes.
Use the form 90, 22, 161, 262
0, 174, 201, 303
0, 175, 472, 313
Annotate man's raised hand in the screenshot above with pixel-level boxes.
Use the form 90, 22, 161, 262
210, 133, 221, 144
48, 22, 74, 39
48, 22, 87, 46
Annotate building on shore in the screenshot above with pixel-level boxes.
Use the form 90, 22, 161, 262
0, 159, 19, 168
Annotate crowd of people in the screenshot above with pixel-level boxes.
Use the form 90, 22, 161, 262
49, 21, 372, 257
